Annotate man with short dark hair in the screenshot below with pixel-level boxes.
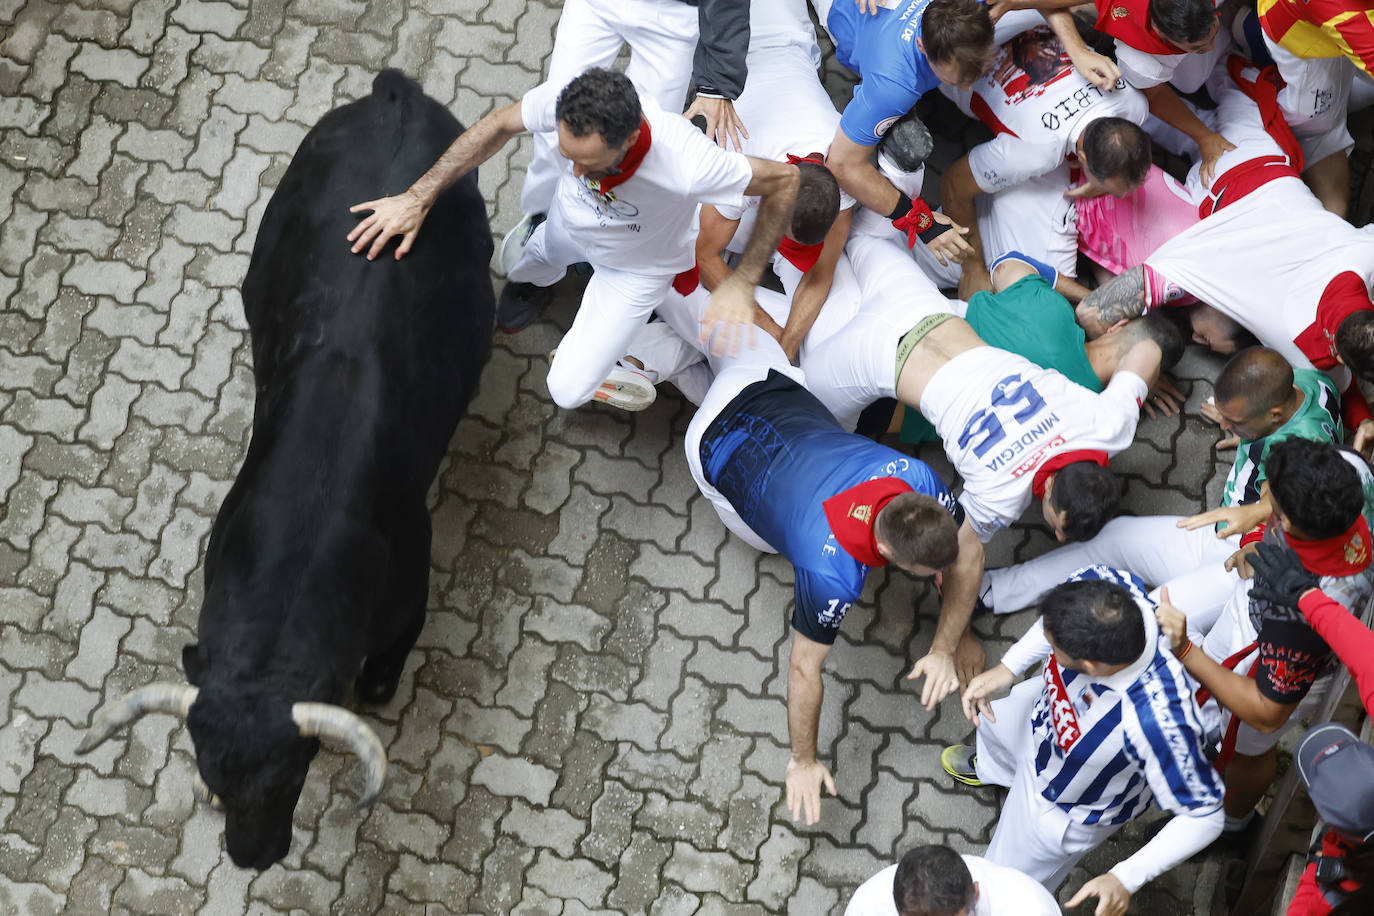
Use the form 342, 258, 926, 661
976, 346, 1342, 621
347, 68, 800, 411
947, 567, 1224, 915
845, 844, 1058, 916
938, 24, 1151, 297
680, 320, 985, 827
1157, 438, 1374, 847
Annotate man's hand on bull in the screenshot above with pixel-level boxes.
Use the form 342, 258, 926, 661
700, 276, 758, 357
347, 189, 431, 261
684, 96, 750, 152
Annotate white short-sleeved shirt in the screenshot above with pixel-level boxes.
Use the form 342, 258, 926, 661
520, 88, 754, 273
921, 347, 1146, 543
961, 27, 1147, 194
1113, 0, 1227, 92
844, 857, 1060, 916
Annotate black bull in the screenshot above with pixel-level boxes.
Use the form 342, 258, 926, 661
80, 70, 495, 869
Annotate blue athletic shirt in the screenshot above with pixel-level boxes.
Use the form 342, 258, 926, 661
699, 371, 962, 644
827, 0, 946, 146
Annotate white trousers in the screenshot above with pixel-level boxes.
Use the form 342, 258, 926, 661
521, 0, 698, 215
977, 677, 1122, 890
801, 233, 958, 432
674, 288, 806, 552
510, 217, 676, 409
984, 517, 1237, 619
1264, 34, 1356, 165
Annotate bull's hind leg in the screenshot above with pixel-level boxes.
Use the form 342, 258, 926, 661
356, 514, 432, 704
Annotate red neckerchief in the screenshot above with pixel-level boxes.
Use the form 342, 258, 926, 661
776, 154, 826, 273
1094, 0, 1184, 55
1287, 515, 1374, 578
1294, 271, 1374, 368
1043, 656, 1084, 751
1031, 450, 1109, 499
593, 118, 652, 193
821, 477, 915, 567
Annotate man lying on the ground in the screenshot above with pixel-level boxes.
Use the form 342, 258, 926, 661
938, 25, 1151, 297
976, 347, 1341, 625
679, 307, 985, 827
898, 251, 1185, 446
1075, 59, 1374, 450
803, 256, 1164, 548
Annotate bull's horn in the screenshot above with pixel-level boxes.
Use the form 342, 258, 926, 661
78, 683, 199, 753
291, 703, 387, 809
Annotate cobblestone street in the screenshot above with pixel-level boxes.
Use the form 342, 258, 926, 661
0, 1, 1277, 913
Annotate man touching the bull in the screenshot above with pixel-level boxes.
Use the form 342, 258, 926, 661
347, 68, 799, 411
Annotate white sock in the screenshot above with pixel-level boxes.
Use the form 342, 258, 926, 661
1223, 810, 1255, 833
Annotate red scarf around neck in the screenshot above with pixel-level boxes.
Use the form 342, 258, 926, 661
1288, 515, 1374, 578
821, 478, 915, 567
593, 117, 652, 193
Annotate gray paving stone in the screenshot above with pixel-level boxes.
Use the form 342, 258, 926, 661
470, 752, 558, 806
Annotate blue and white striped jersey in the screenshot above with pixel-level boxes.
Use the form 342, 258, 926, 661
1012, 566, 1224, 826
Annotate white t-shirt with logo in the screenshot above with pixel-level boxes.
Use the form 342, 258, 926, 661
956, 27, 1148, 195
520, 87, 754, 273
844, 857, 1060, 916
921, 347, 1146, 543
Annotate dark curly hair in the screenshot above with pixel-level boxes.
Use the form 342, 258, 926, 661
555, 68, 642, 148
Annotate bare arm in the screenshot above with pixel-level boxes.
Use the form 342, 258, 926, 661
695, 204, 743, 293
1143, 84, 1235, 186
908, 518, 986, 709
1076, 266, 1147, 338
701, 158, 800, 355
785, 631, 837, 824
348, 100, 526, 260
777, 208, 852, 363
825, 129, 900, 215
941, 155, 990, 296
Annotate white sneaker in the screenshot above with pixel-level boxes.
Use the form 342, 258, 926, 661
497, 212, 543, 278
593, 362, 657, 412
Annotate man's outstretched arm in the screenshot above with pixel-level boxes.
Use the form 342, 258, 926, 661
785, 630, 837, 825
348, 100, 526, 260
701, 158, 799, 355
909, 518, 986, 707
1076, 265, 1148, 338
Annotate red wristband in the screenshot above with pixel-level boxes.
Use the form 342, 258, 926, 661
892, 197, 936, 250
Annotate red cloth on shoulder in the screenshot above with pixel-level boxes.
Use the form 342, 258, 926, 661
821, 477, 915, 567
1095, 0, 1183, 55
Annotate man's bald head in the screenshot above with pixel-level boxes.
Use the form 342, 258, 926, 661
1214, 347, 1294, 413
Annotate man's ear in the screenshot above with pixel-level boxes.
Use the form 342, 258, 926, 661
1104, 317, 1130, 336
916, 37, 926, 55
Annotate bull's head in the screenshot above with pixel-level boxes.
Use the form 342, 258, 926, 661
78, 683, 386, 869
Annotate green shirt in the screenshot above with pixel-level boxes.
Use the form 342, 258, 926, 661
1221, 369, 1342, 507
901, 275, 1099, 444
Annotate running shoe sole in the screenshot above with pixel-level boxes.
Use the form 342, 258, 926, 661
940, 745, 983, 787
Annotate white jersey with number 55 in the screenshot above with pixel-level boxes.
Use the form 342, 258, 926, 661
920, 347, 1147, 542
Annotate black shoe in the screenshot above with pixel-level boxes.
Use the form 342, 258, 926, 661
496, 281, 552, 333
878, 111, 934, 172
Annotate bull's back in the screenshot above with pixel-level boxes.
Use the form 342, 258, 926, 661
242, 70, 495, 467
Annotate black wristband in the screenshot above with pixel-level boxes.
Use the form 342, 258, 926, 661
917, 220, 946, 244
888, 192, 913, 221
